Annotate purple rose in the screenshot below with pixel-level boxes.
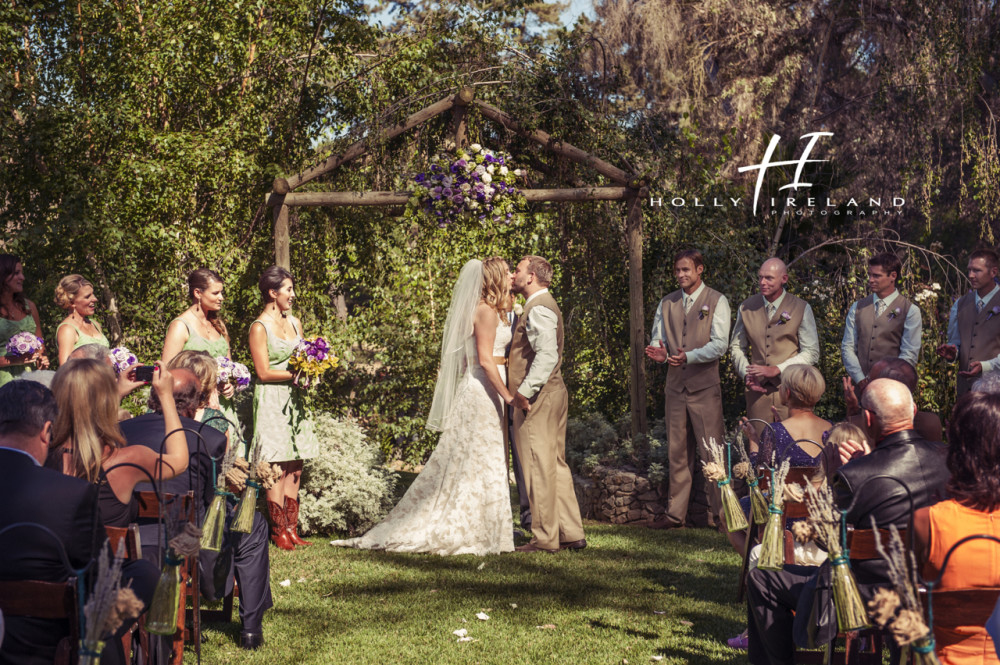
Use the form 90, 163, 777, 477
415, 173, 425, 183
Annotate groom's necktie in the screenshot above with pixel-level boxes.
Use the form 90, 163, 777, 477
875, 300, 885, 317
977, 298, 985, 314
766, 302, 776, 320
683, 295, 692, 314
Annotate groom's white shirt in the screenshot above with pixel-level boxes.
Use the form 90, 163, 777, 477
517, 288, 559, 399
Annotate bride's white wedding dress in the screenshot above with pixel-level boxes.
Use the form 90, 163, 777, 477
331, 319, 514, 555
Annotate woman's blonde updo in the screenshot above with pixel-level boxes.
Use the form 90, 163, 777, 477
481, 257, 511, 318
167, 350, 218, 409
54, 274, 93, 311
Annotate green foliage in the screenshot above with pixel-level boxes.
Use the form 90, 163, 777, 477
566, 412, 668, 477
298, 414, 398, 537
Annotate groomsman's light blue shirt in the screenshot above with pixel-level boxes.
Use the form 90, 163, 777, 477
649, 282, 731, 364
840, 289, 922, 383
517, 288, 559, 399
947, 284, 1000, 373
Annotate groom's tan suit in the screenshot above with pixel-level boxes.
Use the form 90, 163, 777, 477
509, 289, 584, 550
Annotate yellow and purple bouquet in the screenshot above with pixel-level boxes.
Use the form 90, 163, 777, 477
288, 336, 338, 388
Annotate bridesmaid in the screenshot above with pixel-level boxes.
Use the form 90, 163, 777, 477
248, 266, 319, 551
55, 274, 110, 364
0, 254, 48, 385
161, 268, 243, 447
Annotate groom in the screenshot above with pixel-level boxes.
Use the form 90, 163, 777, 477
509, 255, 586, 553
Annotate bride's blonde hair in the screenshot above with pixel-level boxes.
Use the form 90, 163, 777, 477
481, 257, 510, 318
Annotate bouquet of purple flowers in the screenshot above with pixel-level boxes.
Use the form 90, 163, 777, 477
288, 337, 338, 388
109, 347, 138, 375
215, 356, 252, 392
5, 331, 44, 359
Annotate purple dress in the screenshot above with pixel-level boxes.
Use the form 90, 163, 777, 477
750, 422, 825, 469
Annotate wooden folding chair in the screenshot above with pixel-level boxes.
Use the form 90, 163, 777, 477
0, 578, 80, 665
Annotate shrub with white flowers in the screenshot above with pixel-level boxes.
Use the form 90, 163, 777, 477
298, 414, 399, 536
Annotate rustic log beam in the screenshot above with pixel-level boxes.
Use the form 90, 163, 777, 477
273, 198, 290, 269
274, 94, 457, 193
473, 100, 633, 186
265, 187, 630, 207
625, 187, 649, 436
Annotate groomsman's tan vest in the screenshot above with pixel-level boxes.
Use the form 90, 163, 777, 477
659, 286, 723, 394
956, 292, 1000, 396
739, 291, 808, 389
509, 291, 564, 398
853, 293, 913, 377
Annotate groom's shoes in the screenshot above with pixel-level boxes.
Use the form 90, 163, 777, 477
515, 542, 558, 554
559, 539, 587, 551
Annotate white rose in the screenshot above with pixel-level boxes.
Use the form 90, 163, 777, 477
469, 143, 482, 153
486, 164, 495, 175
513, 168, 523, 176
513, 303, 523, 316
460, 183, 471, 192
465, 162, 474, 172
481, 173, 492, 184
475, 165, 486, 175
932, 282, 941, 291
499, 166, 508, 175
484, 186, 495, 197
469, 201, 479, 209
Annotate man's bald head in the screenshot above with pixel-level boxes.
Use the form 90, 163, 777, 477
868, 357, 918, 393
147, 367, 202, 419
758, 257, 789, 300
760, 258, 787, 276
861, 378, 915, 438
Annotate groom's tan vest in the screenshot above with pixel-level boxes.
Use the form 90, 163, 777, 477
508, 291, 564, 398
660, 286, 723, 394
739, 291, 808, 390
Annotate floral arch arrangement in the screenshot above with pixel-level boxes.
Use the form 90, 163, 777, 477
404, 141, 526, 228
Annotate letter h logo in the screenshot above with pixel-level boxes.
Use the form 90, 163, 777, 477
738, 132, 833, 215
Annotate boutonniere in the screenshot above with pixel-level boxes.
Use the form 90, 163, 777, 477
988, 306, 1000, 321
513, 302, 524, 317
777, 311, 791, 325
699, 304, 710, 320
888, 306, 901, 320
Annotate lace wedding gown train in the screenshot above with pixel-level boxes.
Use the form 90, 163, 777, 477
331, 321, 514, 556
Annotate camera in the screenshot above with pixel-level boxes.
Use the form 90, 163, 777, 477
133, 366, 155, 383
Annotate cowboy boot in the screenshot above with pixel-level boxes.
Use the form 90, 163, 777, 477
285, 496, 313, 546
266, 500, 295, 550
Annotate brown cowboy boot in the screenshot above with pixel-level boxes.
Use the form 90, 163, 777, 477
284, 496, 312, 546
266, 500, 295, 550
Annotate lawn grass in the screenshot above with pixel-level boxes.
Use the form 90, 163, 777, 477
195, 481, 747, 665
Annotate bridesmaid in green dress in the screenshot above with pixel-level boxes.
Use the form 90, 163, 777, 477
248, 266, 319, 551
161, 268, 243, 447
54, 274, 110, 365
0, 254, 49, 386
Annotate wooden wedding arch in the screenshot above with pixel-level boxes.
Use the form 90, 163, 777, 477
265, 87, 651, 435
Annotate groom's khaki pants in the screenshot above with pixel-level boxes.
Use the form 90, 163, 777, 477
513, 384, 584, 550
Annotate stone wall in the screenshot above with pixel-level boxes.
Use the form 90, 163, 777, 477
573, 465, 715, 527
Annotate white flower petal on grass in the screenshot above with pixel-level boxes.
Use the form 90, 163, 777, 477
297, 577, 307, 583
477, 562, 486, 570
651, 656, 664, 662
510, 603, 517, 609
476, 612, 489, 621
457, 636, 474, 643
453, 629, 468, 638
279, 579, 291, 587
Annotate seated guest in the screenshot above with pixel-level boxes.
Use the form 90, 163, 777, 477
0, 381, 101, 665
166, 350, 233, 450
747, 378, 949, 665
121, 369, 271, 650
843, 357, 943, 444
741, 364, 832, 466
914, 392, 1000, 665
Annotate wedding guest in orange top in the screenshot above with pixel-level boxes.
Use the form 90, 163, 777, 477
915, 391, 1000, 665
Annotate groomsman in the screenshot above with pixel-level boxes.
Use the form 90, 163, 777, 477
937, 248, 1000, 397
730, 258, 819, 424
841, 252, 922, 395
645, 250, 729, 529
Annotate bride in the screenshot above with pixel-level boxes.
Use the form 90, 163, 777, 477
331, 257, 516, 555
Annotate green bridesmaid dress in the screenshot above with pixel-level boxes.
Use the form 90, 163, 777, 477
250, 318, 319, 462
